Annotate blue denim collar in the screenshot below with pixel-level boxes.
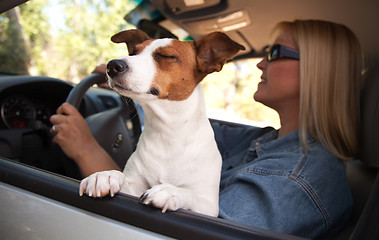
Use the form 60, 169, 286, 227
250, 129, 315, 157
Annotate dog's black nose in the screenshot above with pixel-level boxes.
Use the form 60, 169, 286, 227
107, 60, 128, 78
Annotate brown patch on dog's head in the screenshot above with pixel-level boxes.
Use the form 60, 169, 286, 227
149, 32, 245, 101
149, 40, 198, 101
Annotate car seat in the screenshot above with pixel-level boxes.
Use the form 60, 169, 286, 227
336, 65, 379, 240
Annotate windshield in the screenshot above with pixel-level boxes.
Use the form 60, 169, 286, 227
0, 0, 279, 128
0, 0, 140, 78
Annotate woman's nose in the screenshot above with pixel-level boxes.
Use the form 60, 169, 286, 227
256, 57, 267, 70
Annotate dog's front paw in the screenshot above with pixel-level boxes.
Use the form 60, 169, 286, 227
139, 183, 182, 213
79, 170, 125, 198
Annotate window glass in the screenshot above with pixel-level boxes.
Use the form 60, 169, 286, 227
202, 59, 279, 128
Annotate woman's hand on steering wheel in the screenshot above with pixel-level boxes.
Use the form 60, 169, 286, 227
50, 102, 98, 162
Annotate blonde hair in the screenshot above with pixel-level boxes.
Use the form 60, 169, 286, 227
272, 20, 363, 160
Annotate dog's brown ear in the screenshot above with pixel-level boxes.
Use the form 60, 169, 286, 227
111, 29, 151, 55
195, 32, 245, 75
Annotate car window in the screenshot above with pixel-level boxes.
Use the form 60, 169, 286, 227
0, 0, 139, 78
0, 0, 279, 128
203, 59, 280, 128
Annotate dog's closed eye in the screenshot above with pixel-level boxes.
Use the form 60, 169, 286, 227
154, 52, 179, 61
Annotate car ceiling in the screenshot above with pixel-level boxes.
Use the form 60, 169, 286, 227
150, 0, 379, 65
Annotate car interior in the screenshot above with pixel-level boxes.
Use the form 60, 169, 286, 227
0, 0, 378, 239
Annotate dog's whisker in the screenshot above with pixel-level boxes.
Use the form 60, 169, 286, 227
132, 83, 141, 92
119, 95, 141, 123
120, 96, 137, 111
129, 111, 140, 122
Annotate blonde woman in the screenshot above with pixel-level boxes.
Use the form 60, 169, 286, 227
50, 20, 363, 239
215, 20, 362, 238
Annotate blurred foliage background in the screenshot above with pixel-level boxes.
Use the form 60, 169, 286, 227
0, 0, 136, 80
0, 0, 279, 128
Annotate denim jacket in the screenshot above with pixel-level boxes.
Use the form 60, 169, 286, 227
212, 123, 353, 239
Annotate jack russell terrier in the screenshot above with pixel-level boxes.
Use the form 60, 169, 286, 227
79, 29, 245, 216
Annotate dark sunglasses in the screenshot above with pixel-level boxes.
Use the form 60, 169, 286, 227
266, 44, 300, 62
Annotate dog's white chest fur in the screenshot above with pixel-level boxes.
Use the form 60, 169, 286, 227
122, 85, 222, 215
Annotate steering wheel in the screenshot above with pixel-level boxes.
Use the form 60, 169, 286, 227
65, 73, 141, 173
